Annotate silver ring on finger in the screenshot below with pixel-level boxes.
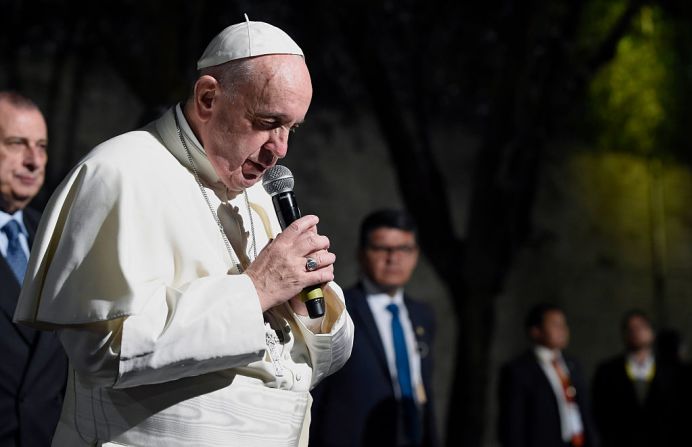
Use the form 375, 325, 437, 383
305, 257, 319, 272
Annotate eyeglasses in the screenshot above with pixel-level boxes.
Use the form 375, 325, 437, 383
366, 244, 418, 255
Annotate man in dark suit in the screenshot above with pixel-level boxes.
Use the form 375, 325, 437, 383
0, 91, 67, 446
310, 209, 437, 447
498, 303, 597, 447
592, 310, 684, 447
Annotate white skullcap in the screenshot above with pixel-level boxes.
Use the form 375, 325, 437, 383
197, 14, 304, 70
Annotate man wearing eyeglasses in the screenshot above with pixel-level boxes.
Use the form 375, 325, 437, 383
310, 209, 437, 447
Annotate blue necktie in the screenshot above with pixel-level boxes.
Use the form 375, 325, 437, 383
2, 220, 28, 283
387, 303, 421, 445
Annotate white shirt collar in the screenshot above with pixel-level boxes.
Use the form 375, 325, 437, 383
362, 276, 404, 306
175, 103, 206, 155
534, 344, 562, 364
159, 104, 225, 192
626, 352, 655, 380
0, 209, 27, 237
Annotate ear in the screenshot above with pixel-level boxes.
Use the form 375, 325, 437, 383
193, 75, 220, 123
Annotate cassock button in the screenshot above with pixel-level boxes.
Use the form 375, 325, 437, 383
416, 326, 425, 336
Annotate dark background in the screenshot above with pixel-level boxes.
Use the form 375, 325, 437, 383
3, 0, 692, 445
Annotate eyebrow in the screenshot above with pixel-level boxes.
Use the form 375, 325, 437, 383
3, 136, 48, 144
253, 112, 304, 125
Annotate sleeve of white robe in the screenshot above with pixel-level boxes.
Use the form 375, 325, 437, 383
292, 282, 354, 389
17, 134, 353, 390
59, 273, 267, 388
60, 279, 353, 390
20, 142, 268, 388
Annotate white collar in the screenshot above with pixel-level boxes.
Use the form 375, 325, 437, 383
175, 103, 206, 155
534, 345, 562, 363
362, 276, 405, 306
0, 209, 27, 236
626, 352, 655, 378
154, 104, 227, 194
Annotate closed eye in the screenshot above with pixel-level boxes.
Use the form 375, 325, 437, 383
255, 119, 280, 130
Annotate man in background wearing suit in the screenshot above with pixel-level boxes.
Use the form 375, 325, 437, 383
310, 209, 437, 447
0, 91, 67, 446
592, 309, 684, 447
498, 303, 597, 447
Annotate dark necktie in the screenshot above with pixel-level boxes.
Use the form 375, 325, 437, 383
387, 303, 421, 445
2, 220, 28, 283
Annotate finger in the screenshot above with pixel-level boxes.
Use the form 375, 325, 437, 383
293, 233, 330, 256
283, 215, 319, 238
303, 250, 336, 271
305, 264, 335, 285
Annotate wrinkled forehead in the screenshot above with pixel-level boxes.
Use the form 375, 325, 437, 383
367, 227, 416, 242
0, 102, 46, 133
235, 55, 312, 110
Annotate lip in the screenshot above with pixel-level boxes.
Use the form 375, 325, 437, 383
241, 160, 266, 180
15, 174, 39, 185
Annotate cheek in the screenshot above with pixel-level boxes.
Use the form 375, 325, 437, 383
0, 151, 14, 166
230, 135, 267, 164
394, 256, 417, 276
366, 258, 387, 277
557, 329, 569, 343
38, 154, 48, 169
0, 158, 15, 178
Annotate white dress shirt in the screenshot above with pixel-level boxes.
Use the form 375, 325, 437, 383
626, 352, 655, 380
363, 277, 424, 403
534, 345, 584, 443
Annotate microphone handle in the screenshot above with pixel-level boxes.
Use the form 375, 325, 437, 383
272, 191, 325, 318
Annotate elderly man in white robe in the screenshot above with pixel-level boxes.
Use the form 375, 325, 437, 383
13, 17, 353, 447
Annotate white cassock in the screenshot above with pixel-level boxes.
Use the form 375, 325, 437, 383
13, 105, 354, 447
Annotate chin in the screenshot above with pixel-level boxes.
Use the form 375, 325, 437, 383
12, 191, 36, 202
226, 177, 255, 193
379, 281, 405, 290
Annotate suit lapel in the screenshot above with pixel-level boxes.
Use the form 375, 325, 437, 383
349, 283, 390, 375
405, 299, 430, 366
0, 210, 41, 347
530, 351, 562, 405
23, 207, 40, 247
0, 259, 23, 320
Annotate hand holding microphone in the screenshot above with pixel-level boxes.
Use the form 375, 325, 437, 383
244, 165, 332, 318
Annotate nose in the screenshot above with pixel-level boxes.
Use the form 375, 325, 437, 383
266, 126, 289, 159
23, 142, 46, 170
384, 249, 400, 263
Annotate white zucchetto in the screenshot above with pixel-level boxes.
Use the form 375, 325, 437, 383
197, 14, 304, 69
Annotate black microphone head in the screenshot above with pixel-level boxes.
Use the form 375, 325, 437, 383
262, 165, 294, 196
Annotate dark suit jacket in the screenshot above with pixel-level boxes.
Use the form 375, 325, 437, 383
592, 355, 685, 447
498, 350, 597, 447
1, 208, 68, 446
310, 282, 437, 447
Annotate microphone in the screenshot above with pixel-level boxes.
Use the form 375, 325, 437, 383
262, 165, 325, 319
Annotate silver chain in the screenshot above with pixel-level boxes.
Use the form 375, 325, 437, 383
173, 109, 257, 272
